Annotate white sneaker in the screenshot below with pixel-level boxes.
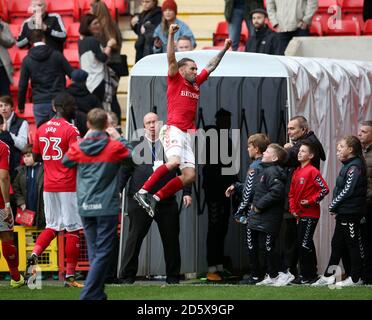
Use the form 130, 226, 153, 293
256, 274, 279, 286
311, 275, 336, 287
335, 276, 363, 287
272, 271, 295, 287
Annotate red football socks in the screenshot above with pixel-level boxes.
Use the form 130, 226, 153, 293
142, 164, 170, 192
33, 228, 57, 256
65, 231, 80, 277
155, 176, 184, 200
2, 240, 20, 281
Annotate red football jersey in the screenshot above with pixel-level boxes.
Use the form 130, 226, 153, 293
33, 118, 80, 192
0, 141, 10, 209
167, 69, 209, 132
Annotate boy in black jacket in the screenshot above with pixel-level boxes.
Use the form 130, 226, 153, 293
247, 144, 288, 286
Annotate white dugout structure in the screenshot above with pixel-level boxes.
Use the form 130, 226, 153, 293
118, 51, 372, 278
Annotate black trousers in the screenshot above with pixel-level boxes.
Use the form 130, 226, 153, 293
120, 198, 181, 280
277, 28, 310, 55
206, 195, 231, 267
325, 218, 364, 282
361, 206, 372, 284
0, 66, 10, 96
279, 217, 298, 276
297, 217, 318, 279
247, 228, 279, 278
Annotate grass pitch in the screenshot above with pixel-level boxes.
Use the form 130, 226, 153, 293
1, 281, 372, 300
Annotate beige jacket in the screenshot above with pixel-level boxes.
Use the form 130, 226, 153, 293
266, 0, 318, 32
0, 21, 16, 84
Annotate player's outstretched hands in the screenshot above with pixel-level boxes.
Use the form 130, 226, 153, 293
224, 38, 232, 50
169, 24, 179, 35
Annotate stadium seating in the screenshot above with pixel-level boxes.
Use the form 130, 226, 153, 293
317, 0, 339, 13
0, 0, 8, 21
326, 19, 361, 35
310, 18, 324, 36
7, 0, 31, 20
339, 0, 363, 13
63, 49, 80, 68
45, 0, 79, 21
8, 23, 21, 38
364, 20, 372, 35
65, 22, 80, 48
213, 21, 249, 47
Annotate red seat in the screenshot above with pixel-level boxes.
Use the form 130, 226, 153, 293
116, 0, 129, 15
80, 0, 117, 19
310, 18, 324, 36
213, 21, 248, 46
10, 70, 20, 96
0, 0, 9, 21
326, 19, 361, 35
8, 0, 31, 19
27, 121, 37, 144
364, 19, 372, 35
312, 13, 331, 32
64, 49, 80, 68
45, 0, 79, 20
339, 0, 363, 13
67, 22, 80, 42
8, 23, 21, 38
344, 13, 364, 30
317, 0, 339, 13
16, 102, 34, 118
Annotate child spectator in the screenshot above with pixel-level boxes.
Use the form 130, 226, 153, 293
153, 0, 196, 53
312, 136, 367, 287
226, 133, 270, 225
246, 144, 288, 286
13, 144, 45, 229
288, 142, 329, 284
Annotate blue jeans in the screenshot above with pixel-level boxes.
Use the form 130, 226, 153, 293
33, 103, 54, 127
80, 215, 118, 300
228, 7, 253, 51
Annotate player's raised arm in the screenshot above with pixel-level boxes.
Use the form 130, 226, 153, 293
205, 38, 232, 74
167, 24, 180, 77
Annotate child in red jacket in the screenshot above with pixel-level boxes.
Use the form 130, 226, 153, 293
289, 141, 329, 284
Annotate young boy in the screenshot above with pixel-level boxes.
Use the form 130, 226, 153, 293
227, 133, 271, 224
288, 142, 329, 284
246, 144, 288, 286
13, 144, 45, 229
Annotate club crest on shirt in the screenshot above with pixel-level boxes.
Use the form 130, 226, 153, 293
300, 177, 305, 184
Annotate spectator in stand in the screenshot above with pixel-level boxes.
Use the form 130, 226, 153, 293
153, 0, 196, 54
13, 144, 45, 229
107, 111, 122, 135
224, 0, 264, 51
78, 14, 117, 108
364, 0, 372, 22
91, 0, 123, 120
0, 96, 29, 179
245, 9, 281, 55
131, 0, 162, 62
0, 19, 16, 96
176, 35, 194, 52
358, 121, 372, 284
16, 0, 67, 52
266, 0, 318, 55
66, 69, 102, 114
18, 30, 73, 127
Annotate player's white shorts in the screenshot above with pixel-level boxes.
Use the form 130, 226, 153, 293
43, 192, 83, 232
0, 208, 14, 232
159, 125, 195, 170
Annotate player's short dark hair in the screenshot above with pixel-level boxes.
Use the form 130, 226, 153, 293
177, 58, 195, 68
248, 133, 271, 153
28, 30, 45, 45
0, 95, 14, 108
53, 92, 75, 111
88, 108, 108, 130
268, 143, 288, 165
79, 14, 97, 37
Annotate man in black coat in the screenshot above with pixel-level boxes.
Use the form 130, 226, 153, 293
17, 30, 73, 127
280, 115, 326, 277
245, 8, 281, 55
364, 0, 372, 21
119, 112, 192, 284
